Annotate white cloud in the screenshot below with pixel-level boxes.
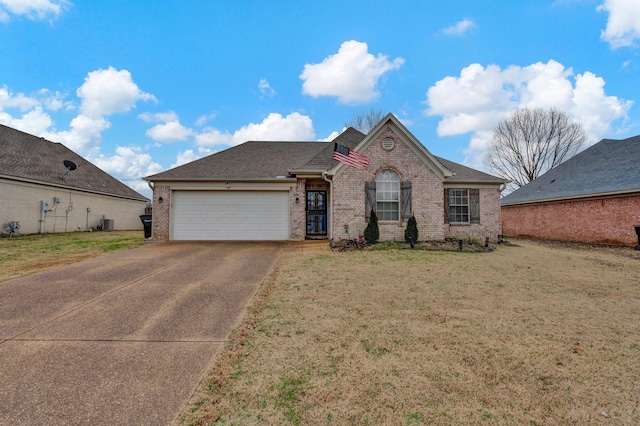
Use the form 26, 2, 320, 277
77, 67, 156, 118
41, 113, 110, 152
318, 130, 342, 142
86, 145, 163, 197
37, 89, 71, 111
598, 0, 640, 48
0, 0, 71, 23
0, 105, 53, 134
0, 86, 40, 110
87, 145, 162, 180
258, 78, 276, 98
425, 60, 632, 168
140, 111, 193, 142
195, 112, 216, 127
195, 112, 315, 147
572, 71, 633, 137
171, 147, 214, 168
300, 40, 404, 104
0, 67, 155, 156
441, 18, 477, 36
146, 121, 192, 142
195, 127, 233, 147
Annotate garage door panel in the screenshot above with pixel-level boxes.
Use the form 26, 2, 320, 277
172, 191, 289, 240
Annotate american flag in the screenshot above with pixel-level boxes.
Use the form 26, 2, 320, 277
332, 143, 369, 170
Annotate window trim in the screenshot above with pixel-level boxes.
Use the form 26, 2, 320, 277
375, 170, 400, 222
444, 188, 481, 225
449, 189, 469, 223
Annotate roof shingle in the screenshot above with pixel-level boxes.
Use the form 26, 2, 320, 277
501, 135, 640, 205
0, 124, 148, 201
145, 125, 505, 185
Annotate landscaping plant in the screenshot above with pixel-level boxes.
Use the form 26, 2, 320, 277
404, 214, 418, 244
363, 209, 379, 245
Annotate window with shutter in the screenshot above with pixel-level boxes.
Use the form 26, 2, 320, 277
365, 181, 376, 219
444, 189, 450, 224
376, 170, 400, 221
400, 181, 412, 221
448, 189, 469, 223
469, 189, 480, 224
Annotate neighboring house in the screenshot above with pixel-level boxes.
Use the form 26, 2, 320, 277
0, 124, 149, 235
145, 114, 506, 242
501, 135, 640, 245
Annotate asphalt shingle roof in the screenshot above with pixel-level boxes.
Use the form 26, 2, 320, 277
501, 135, 640, 205
436, 157, 507, 184
146, 126, 504, 185
294, 127, 366, 171
147, 128, 367, 181
0, 124, 148, 201
146, 141, 329, 181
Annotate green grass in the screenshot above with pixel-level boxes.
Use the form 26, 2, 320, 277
0, 230, 145, 282
271, 370, 311, 425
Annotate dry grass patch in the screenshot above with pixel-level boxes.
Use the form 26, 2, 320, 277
179, 240, 640, 425
0, 231, 145, 282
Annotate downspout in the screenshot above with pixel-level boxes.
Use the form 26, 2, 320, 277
322, 170, 333, 240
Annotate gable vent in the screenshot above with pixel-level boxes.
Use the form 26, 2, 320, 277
382, 137, 395, 150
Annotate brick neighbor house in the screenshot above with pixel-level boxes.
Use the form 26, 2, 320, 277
144, 114, 506, 242
501, 135, 640, 246
0, 124, 149, 235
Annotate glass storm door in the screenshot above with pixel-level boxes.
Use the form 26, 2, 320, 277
306, 191, 327, 236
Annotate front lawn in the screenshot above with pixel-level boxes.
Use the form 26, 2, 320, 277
0, 231, 145, 282
179, 239, 640, 425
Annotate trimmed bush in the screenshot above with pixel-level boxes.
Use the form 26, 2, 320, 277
404, 214, 419, 244
364, 209, 380, 245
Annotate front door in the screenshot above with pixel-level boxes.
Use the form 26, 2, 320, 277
306, 190, 327, 237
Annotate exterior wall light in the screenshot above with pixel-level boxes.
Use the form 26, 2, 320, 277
158, 196, 163, 203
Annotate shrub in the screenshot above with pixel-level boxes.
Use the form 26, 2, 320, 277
404, 214, 418, 244
364, 209, 380, 245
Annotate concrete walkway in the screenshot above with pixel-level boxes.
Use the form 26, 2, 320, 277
0, 241, 284, 426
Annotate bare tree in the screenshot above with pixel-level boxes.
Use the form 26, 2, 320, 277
345, 109, 385, 134
484, 107, 586, 189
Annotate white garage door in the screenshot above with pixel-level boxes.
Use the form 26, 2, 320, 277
172, 191, 289, 240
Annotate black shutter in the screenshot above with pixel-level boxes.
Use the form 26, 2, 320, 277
469, 189, 480, 224
365, 181, 376, 219
400, 181, 412, 221
444, 189, 450, 224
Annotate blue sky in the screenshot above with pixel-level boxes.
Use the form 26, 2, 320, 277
1, 0, 639, 197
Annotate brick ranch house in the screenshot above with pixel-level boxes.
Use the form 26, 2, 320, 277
501, 135, 640, 246
0, 124, 148, 235
144, 114, 507, 242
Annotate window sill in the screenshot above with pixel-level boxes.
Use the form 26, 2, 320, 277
449, 222, 471, 226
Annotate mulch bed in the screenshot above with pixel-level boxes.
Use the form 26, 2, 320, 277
331, 238, 497, 252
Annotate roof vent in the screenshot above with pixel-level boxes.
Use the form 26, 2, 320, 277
382, 137, 395, 151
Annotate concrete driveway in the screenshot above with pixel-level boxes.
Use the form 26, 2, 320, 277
0, 241, 284, 425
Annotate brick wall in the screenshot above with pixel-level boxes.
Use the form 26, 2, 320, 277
151, 185, 171, 241
444, 188, 503, 242
502, 194, 640, 245
289, 179, 306, 240
332, 127, 445, 242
